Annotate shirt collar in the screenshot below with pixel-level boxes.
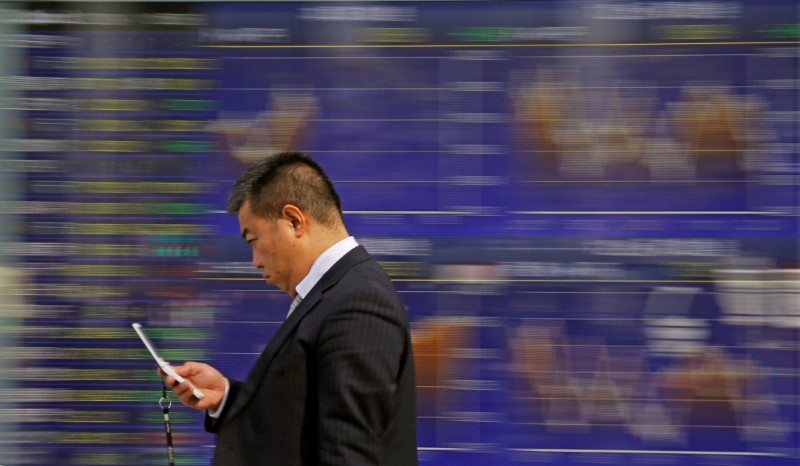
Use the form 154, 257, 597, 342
294, 236, 358, 301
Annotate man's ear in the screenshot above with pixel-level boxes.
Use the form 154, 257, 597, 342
281, 204, 306, 236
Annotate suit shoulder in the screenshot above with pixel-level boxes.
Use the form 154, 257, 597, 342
325, 260, 406, 315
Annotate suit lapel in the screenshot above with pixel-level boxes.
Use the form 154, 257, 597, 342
221, 246, 372, 424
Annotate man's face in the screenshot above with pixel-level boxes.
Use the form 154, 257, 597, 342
238, 200, 298, 296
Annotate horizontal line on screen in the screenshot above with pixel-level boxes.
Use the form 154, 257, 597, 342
273, 150, 443, 153
223, 53, 762, 60
509, 211, 790, 215
316, 118, 445, 121
195, 278, 798, 284
521, 53, 771, 58
208, 209, 791, 216
207, 210, 471, 215
204, 41, 799, 49
509, 448, 786, 457
346, 210, 473, 215
225, 56, 443, 60
417, 447, 479, 452
336, 180, 447, 184
521, 180, 765, 184
214, 321, 283, 325
219, 87, 446, 91
391, 279, 800, 283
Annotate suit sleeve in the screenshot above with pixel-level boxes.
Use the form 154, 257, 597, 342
204, 379, 243, 434
316, 287, 407, 464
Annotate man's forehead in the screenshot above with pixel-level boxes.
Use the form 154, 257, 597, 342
238, 201, 255, 239
239, 199, 254, 215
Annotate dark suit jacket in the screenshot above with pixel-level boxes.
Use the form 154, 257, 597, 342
206, 246, 418, 465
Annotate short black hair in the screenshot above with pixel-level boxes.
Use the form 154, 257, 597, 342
226, 151, 344, 227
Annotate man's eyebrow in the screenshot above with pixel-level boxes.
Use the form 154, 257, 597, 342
241, 227, 249, 241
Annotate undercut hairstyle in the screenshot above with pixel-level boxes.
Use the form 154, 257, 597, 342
226, 151, 344, 228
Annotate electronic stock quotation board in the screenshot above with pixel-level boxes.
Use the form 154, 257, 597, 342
0, 1, 798, 465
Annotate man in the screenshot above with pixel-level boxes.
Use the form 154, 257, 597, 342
161, 151, 418, 465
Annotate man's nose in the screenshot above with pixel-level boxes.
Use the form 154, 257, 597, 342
252, 251, 263, 269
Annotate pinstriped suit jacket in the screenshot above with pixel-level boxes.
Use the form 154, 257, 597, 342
206, 246, 418, 465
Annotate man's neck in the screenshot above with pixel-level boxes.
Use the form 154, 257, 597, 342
309, 228, 349, 258
290, 227, 349, 296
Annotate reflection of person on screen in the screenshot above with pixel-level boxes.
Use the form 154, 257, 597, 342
160, 151, 418, 465
207, 91, 318, 165
659, 348, 749, 448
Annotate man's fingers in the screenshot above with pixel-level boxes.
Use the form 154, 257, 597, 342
155, 368, 182, 391
162, 374, 178, 388
156, 367, 177, 385
174, 382, 202, 407
173, 381, 189, 395
154, 362, 212, 411
170, 362, 201, 379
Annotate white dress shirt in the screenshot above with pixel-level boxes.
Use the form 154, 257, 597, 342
209, 236, 359, 418
288, 236, 359, 318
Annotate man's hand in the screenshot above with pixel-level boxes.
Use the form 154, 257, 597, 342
158, 361, 226, 411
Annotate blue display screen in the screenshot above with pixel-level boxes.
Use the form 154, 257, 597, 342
1, 1, 797, 465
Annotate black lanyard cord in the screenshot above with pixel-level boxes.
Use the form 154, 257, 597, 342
160, 381, 176, 466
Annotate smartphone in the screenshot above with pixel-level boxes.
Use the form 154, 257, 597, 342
132, 323, 205, 400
